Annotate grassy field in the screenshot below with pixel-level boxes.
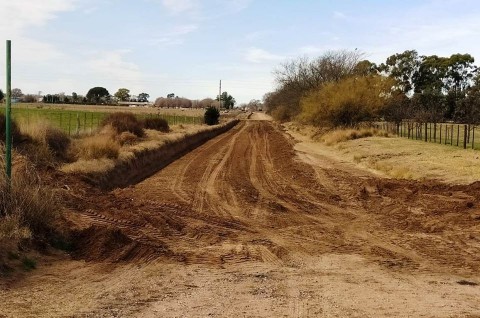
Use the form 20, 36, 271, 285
1, 103, 204, 135
377, 121, 480, 150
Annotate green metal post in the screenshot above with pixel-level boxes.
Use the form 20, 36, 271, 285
5, 40, 12, 181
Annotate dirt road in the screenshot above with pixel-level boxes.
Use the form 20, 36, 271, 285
1, 114, 480, 317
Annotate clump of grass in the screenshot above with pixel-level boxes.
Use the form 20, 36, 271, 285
101, 112, 145, 137
116, 131, 138, 146
0, 151, 60, 241
322, 128, 389, 146
143, 117, 170, 132
19, 119, 71, 161
74, 134, 120, 160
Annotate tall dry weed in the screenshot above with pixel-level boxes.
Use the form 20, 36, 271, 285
322, 128, 389, 145
0, 150, 60, 241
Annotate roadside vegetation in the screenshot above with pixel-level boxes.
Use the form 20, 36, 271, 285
264, 49, 480, 135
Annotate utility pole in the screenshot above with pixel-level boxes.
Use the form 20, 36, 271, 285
5, 40, 12, 182
219, 80, 222, 109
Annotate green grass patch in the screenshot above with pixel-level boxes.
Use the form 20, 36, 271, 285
0, 104, 203, 135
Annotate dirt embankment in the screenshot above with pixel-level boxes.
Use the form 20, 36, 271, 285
72, 120, 239, 190
1, 118, 480, 317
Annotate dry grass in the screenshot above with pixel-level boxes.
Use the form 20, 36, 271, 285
73, 134, 120, 160
321, 128, 389, 146
0, 152, 60, 241
18, 118, 71, 162
101, 112, 145, 137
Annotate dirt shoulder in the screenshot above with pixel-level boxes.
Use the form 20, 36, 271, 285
285, 122, 480, 185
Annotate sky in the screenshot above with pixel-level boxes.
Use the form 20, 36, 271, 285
1, 0, 480, 104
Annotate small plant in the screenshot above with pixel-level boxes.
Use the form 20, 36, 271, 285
21, 257, 36, 271
101, 112, 145, 137
204, 106, 220, 125
143, 117, 170, 132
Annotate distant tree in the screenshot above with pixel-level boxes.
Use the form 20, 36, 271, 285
167, 93, 175, 98
0, 89, 4, 101
114, 88, 130, 102
21, 94, 37, 103
86, 87, 110, 104
72, 92, 78, 103
11, 88, 23, 99
217, 91, 236, 109
138, 93, 150, 102
204, 106, 220, 125
198, 98, 216, 108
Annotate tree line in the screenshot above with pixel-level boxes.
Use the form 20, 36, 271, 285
264, 50, 480, 127
0, 86, 237, 110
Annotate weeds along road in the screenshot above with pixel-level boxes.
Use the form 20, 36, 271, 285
2, 114, 480, 317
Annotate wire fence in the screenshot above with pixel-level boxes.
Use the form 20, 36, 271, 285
0, 107, 204, 136
375, 121, 479, 150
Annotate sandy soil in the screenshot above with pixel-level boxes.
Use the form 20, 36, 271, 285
1, 113, 480, 317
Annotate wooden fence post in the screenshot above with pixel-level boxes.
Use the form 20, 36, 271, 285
472, 126, 475, 149
424, 122, 427, 142
434, 123, 437, 141
464, 125, 468, 149
457, 125, 460, 146
439, 124, 442, 144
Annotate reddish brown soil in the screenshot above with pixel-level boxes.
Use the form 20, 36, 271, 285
1, 118, 480, 317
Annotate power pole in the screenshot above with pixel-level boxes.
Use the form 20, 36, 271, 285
219, 80, 222, 109
5, 40, 12, 182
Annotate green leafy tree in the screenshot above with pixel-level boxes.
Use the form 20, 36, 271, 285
86, 87, 110, 104
138, 93, 149, 102
217, 91, 236, 109
114, 88, 130, 101
72, 92, 78, 103
0, 89, 4, 101
379, 50, 420, 94
167, 93, 175, 99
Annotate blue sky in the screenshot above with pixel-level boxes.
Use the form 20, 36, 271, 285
1, 0, 480, 104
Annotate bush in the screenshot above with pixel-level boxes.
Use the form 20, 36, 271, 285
300, 75, 395, 127
101, 112, 144, 137
143, 117, 170, 132
204, 106, 220, 125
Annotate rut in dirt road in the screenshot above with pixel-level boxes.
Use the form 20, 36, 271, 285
77, 119, 480, 276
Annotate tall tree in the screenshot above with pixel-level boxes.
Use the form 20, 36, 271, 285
0, 89, 4, 101
114, 88, 130, 101
11, 88, 23, 99
379, 50, 420, 94
217, 92, 236, 109
86, 87, 110, 104
138, 93, 149, 102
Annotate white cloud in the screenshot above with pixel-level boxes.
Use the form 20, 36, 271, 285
149, 24, 198, 47
0, 0, 77, 36
245, 47, 284, 63
333, 11, 347, 20
85, 50, 144, 92
161, 0, 197, 13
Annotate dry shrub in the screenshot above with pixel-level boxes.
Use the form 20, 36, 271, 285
74, 134, 120, 160
0, 153, 59, 241
101, 112, 144, 137
143, 117, 170, 132
19, 119, 71, 161
322, 128, 388, 145
117, 131, 138, 146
